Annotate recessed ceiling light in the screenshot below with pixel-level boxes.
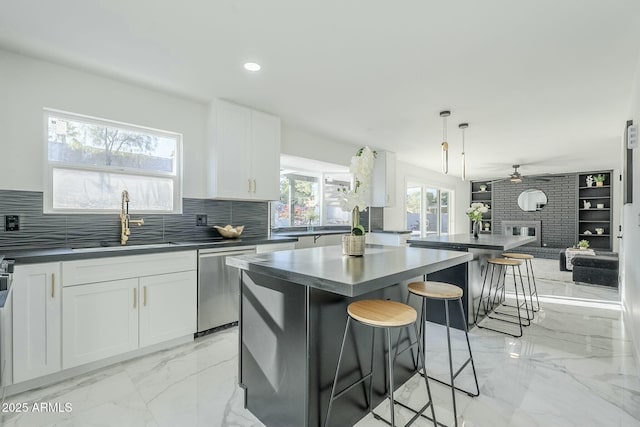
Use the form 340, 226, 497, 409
244, 62, 261, 72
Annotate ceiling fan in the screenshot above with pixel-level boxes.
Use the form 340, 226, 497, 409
489, 164, 551, 184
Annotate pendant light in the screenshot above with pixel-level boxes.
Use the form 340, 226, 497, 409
459, 123, 469, 181
440, 110, 451, 174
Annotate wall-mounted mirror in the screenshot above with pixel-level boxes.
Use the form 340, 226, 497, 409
517, 189, 548, 212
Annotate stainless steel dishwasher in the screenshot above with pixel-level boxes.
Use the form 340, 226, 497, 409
197, 246, 256, 333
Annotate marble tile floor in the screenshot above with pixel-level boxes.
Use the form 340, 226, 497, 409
1, 264, 638, 427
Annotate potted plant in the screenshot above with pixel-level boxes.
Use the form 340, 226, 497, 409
339, 147, 377, 256
305, 209, 319, 231
466, 202, 489, 238
577, 239, 590, 250
593, 174, 606, 187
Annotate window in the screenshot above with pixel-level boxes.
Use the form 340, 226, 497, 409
406, 182, 452, 237
44, 109, 182, 213
272, 168, 352, 228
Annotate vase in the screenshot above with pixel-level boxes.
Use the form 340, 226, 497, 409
473, 221, 480, 239
342, 235, 365, 256
352, 207, 360, 229
596, 181, 604, 187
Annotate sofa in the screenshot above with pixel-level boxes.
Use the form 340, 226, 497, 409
558, 250, 619, 288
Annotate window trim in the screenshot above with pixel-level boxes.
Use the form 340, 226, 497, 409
272, 170, 352, 228
405, 177, 455, 238
43, 108, 183, 214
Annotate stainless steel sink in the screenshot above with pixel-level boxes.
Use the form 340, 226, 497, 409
71, 243, 178, 253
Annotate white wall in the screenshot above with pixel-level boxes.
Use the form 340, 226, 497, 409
622, 50, 640, 365
384, 161, 469, 233
0, 49, 207, 197
280, 127, 468, 232
281, 126, 360, 167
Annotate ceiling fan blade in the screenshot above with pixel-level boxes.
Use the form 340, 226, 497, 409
487, 178, 507, 184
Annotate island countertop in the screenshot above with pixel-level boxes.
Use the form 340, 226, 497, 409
408, 233, 536, 251
226, 244, 473, 297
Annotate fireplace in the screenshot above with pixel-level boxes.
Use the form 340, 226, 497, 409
502, 221, 542, 246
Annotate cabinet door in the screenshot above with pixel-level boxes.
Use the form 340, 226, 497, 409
371, 151, 396, 207
62, 278, 139, 369
2, 287, 13, 386
12, 263, 61, 383
214, 100, 252, 198
139, 271, 197, 348
250, 110, 281, 200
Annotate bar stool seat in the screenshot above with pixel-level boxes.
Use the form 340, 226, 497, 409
487, 257, 521, 266
502, 253, 533, 260
348, 300, 417, 327
408, 281, 463, 300
325, 299, 437, 427
406, 281, 479, 427
502, 253, 540, 313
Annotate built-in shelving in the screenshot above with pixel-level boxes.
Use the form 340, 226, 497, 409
470, 181, 493, 234
577, 171, 613, 250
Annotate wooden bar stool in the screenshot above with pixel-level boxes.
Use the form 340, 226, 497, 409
475, 258, 530, 337
405, 281, 479, 427
502, 253, 540, 313
325, 300, 437, 427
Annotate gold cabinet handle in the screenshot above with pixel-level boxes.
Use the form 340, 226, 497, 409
253, 179, 257, 193
133, 288, 137, 309
143, 286, 147, 306
51, 273, 55, 298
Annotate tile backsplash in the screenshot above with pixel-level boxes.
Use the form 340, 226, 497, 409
0, 190, 268, 250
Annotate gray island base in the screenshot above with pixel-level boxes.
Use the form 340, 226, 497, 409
227, 245, 472, 427
408, 234, 536, 326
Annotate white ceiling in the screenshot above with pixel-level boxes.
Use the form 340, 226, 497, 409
2, 0, 640, 180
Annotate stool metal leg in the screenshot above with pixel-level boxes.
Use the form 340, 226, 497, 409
394, 293, 419, 372
474, 262, 494, 324
433, 298, 481, 427
325, 317, 351, 427
458, 298, 480, 398
480, 264, 528, 337
527, 259, 540, 312
368, 326, 376, 414
387, 328, 395, 427
444, 301, 458, 427
414, 321, 438, 427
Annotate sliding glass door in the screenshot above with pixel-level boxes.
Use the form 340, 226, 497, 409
406, 182, 452, 238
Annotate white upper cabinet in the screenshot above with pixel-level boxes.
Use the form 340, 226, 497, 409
371, 151, 396, 207
208, 100, 281, 200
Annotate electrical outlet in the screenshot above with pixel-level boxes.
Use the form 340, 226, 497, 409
5, 215, 20, 231
196, 214, 208, 226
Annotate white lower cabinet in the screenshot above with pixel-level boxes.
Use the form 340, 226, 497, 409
61, 251, 197, 370
62, 278, 139, 369
12, 263, 62, 383
139, 271, 197, 348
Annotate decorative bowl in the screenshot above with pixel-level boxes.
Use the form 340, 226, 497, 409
214, 225, 245, 238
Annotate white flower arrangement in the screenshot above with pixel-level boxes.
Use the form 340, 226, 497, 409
466, 202, 489, 222
339, 146, 377, 213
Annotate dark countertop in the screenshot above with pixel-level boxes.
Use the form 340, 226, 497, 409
226, 244, 473, 297
408, 234, 536, 251
272, 229, 412, 237
271, 229, 349, 237
0, 236, 298, 264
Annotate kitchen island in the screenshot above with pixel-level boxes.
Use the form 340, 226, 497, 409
227, 245, 472, 427
407, 234, 536, 327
